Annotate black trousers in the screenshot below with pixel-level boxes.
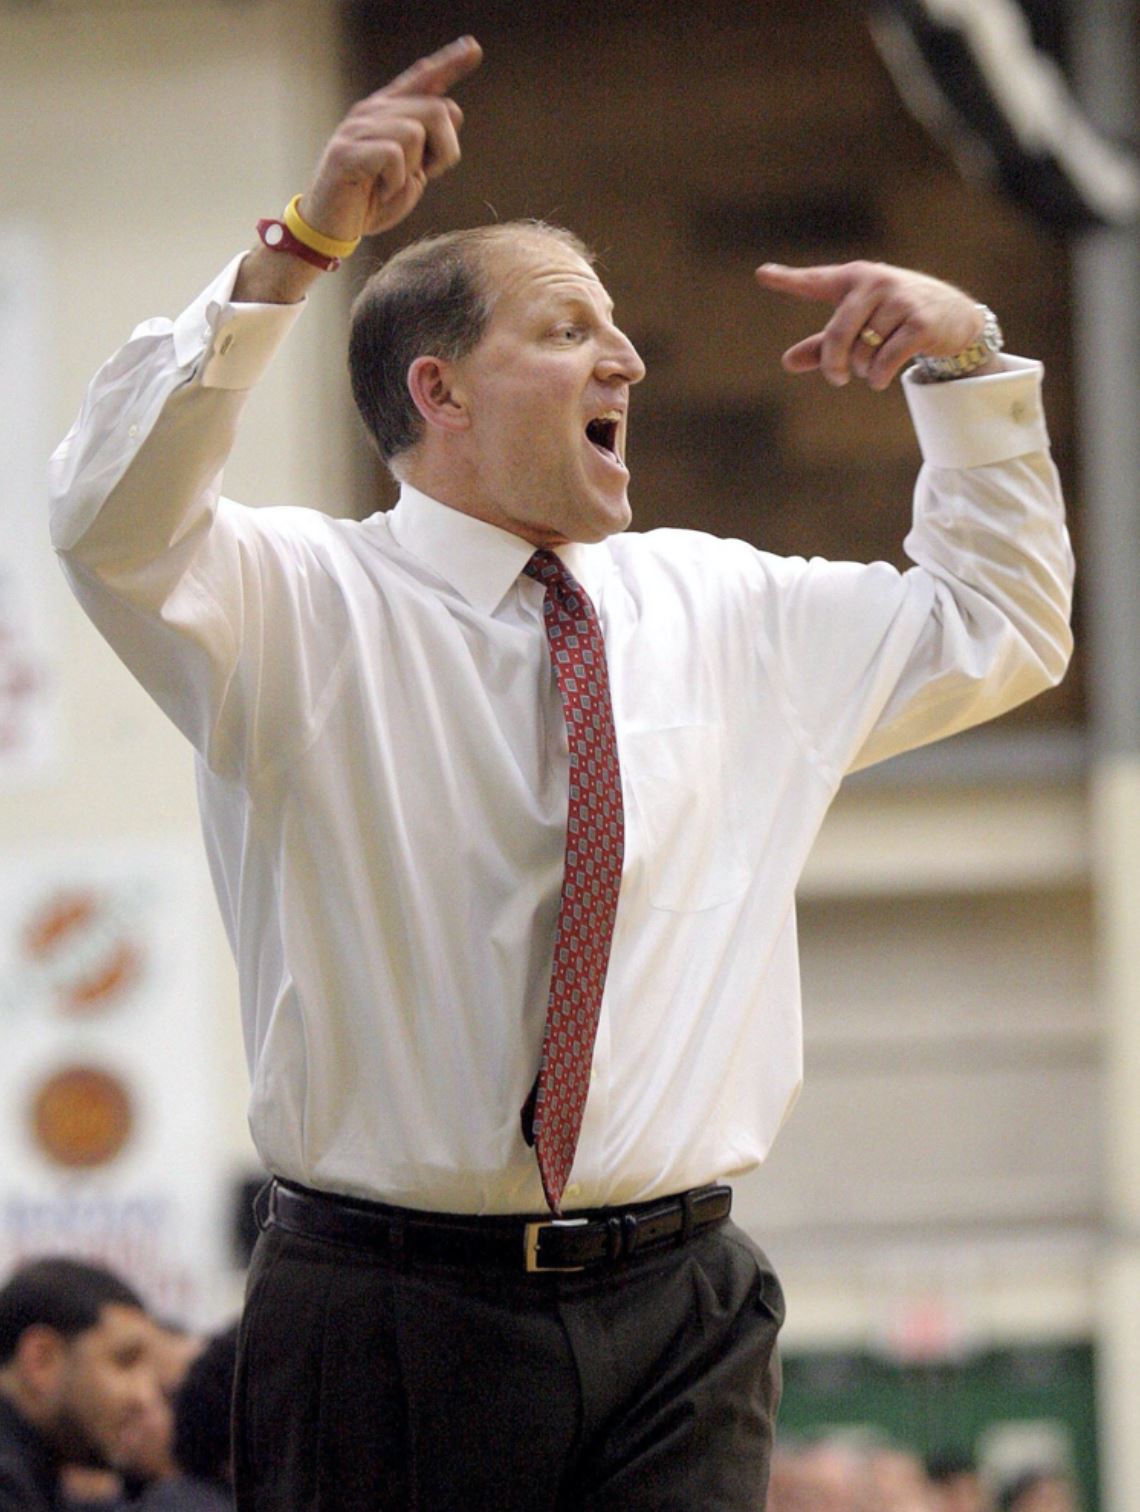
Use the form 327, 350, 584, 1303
233, 1211, 784, 1511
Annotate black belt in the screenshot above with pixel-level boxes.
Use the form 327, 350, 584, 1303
262, 1178, 732, 1274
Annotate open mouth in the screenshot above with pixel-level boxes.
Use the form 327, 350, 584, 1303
585, 412, 623, 465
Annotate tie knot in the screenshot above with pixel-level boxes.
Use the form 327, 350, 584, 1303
524, 548, 566, 587
524, 550, 594, 619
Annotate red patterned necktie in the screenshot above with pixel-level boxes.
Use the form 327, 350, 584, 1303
522, 548, 624, 1214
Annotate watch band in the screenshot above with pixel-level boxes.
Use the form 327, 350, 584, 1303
914, 304, 1004, 381
255, 197, 362, 274
256, 217, 342, 272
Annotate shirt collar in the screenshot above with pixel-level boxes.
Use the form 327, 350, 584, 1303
386, 485, 603, 615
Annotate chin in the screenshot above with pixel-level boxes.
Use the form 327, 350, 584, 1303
581, 494, 632, 543
574, 519, 627, 546
607, 501, 634, 538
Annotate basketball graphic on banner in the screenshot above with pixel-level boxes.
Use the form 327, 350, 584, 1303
22, 887, 143, 1014
29, 1063, 134, 1168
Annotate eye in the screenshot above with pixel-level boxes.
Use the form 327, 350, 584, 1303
551, 323, 585, 343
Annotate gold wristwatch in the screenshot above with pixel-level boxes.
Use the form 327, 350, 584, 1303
914, 304, 1004, 381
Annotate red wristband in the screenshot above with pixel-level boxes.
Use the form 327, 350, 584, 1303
256, 218, 341, 272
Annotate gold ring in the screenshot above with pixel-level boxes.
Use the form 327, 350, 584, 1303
859, 326, 885, 349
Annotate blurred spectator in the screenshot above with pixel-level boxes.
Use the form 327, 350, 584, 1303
770, 1432, 940, 1511
770, 1432, 955, 1511
0, 1256, 154, 1512
62, 1320, 204, 1510
858, 1444, 939, 1511
769, 1436, 863, 1510
117, 1321, 204, 1495
136, 1323, 238, 1511
927, 1450, 992, 1512
998, 1469, 1080, 1512
769, 1429, 1086, 1512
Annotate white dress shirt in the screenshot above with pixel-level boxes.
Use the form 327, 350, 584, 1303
48, 257, 1074, 1214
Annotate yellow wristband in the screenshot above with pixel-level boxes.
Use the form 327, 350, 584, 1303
282, 195, 362, 261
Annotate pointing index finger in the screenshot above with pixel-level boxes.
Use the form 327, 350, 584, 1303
755, 262, 856, 306
386, 35, 483, 98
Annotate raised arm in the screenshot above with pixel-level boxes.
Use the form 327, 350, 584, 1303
750, 258, 1072, 776
49, 38, 482, 777
235, 36, 482, 305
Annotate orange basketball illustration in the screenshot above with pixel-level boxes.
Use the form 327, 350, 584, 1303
30, 1064, 134, 1168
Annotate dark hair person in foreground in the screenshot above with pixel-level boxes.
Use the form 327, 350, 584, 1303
48, 36, 1073, 1511
0, 1257, 154, 1512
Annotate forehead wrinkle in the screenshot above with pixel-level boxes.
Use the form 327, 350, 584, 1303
506, 282, 616, 341
536, 285, 616, 326
483, 241, 613, 319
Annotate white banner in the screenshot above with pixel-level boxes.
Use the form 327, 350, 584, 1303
0, 843, 228, 1323
0, 222, 59, 778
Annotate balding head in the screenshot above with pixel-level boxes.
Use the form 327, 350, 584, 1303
348, 221, 593, 472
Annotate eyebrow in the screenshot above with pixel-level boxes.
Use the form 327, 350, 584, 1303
543, 289, 616, 321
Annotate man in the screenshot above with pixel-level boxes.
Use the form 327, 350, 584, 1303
61, 1320, 202, 1511
0, 1257, 157, 1511
48, 35, 1073, 1512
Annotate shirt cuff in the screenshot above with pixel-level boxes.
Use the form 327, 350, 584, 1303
171, 251, 306, 391
901, 354, 1050, 470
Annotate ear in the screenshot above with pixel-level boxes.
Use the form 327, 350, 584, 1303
406, 356, 471, 437
14, 1326, 66, 1402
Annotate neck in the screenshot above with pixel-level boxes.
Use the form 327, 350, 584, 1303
400, 469, 572, 550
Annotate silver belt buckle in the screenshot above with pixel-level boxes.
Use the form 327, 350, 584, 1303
523, 1217, 590, 1273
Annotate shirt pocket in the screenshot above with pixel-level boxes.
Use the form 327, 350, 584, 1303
622, 724, 751, 913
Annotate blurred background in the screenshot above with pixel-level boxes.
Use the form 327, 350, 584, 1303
1, 0, 1137, 1507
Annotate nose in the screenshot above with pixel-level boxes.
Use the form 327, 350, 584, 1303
597, 324, 646, 386
132, 1365, 163, 1415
